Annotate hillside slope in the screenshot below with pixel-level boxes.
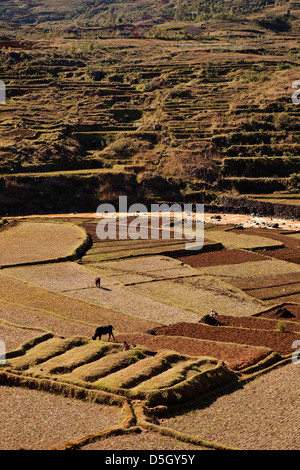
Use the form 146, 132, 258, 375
0, 0, 300, 214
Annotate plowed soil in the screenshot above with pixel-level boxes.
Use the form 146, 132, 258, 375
151, 320, 300, 357
114, 332, 271, 371
258, 303, 300, 322
178, 248, 269, 268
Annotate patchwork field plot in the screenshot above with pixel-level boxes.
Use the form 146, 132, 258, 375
1, 217, 300, 450
197, 258, 300, 279
0, 221, 89, 266
83, 237, 222, 263
257, 303, 300, 322
113, 332, 272, 372
0, 271, 159, 334
0, 385, 124, 450
178, 248, 269, 268
260, 246, 300, 264
87, 255, 200, 284
160, 362, 300, 450
4, 334, 237, 408
3, 0, 300, 449
201, 229, 284, 251
152, 319, 300, 357
4, 255, 199, 288
129, 276, 265, 317
0, 323, 41, 352
1, 262, 201, 324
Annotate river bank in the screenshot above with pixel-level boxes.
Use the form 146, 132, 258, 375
11, 211, 300, 231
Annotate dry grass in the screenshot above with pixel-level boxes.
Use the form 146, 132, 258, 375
0, 273, 158, 333
197, 259, 300, 280
61, 348, 151, 383
96, 350, 186, 390
8, 336, 88, 370
81, 430, 208, 450
204, 230, 284, 251
0, 221, 88, 266
132, 357, 218, 393
160, 362, 300, 450
129, 275, 265, 317
0, 385, 123, 450
25, 341, 122, 378
0, 262, 200, 325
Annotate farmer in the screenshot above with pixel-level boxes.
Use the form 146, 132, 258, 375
121, 341, 130, 351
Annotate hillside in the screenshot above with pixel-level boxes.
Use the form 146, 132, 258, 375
0, 0, 300, 215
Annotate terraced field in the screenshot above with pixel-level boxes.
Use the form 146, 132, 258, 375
1, 216, 300, 449
1, 6, 300, 215
0, 220, 89, 266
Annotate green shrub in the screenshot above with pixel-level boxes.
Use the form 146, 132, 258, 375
277, 321, 286, 333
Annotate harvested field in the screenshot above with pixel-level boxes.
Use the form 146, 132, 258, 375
228, 272, 300, 305
1, 262, 201, 324
3, 261, 100, 292
5, 334, 238, 407
264, 293, 300, 304
197, 258, 300, 279
0, 273, 159, 334
0, 221, 88, 266
129, 276, 265, 317
60, 281, 200, 324
82, 430, 208, 451
3, 0, 300, 449
3, 256, 199, 287
0, 302, 99, 339
0, 385, 123, 450
231, 228, 300, 264
246, 283, 300, 301
90, 255, 199, 283
212, 313, 300, 333
83, 237, 221, 262
160, 362, 300, 450
228, 272, 300, 291
201, 229, 284, 251
263, 247, 300, 264
0, 323, 40, 351
231, 229, 300, 248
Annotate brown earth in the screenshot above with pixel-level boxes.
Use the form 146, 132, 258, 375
114, 332, 272, 371
257, 303, 300, 322
151, 320, 300, 357
178, 248, 269, 268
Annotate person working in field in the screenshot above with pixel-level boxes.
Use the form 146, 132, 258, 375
121, 341, 130, 351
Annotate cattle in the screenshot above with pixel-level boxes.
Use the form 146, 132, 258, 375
92, 324, 115, 341
95, 277, 101, 288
